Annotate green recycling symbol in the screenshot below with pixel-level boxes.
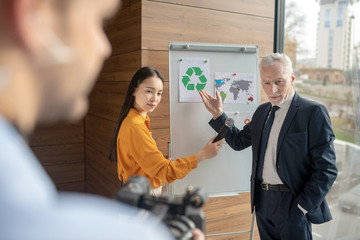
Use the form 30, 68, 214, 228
182, 67, 207, 91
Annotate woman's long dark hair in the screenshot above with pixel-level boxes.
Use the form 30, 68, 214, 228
108, 67, 164, 162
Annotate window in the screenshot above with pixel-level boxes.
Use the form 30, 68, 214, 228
337, 3, 344, 26
328, 29, 334, 68
325, 8, 331, 27
285, 0, 360, 239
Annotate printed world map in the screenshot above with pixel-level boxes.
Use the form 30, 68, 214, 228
215, 72, 256, 104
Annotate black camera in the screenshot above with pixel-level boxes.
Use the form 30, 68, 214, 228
114, 175, 208, 240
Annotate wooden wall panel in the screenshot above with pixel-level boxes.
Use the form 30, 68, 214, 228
204, 194, 251, 219
88, 81, 128, 122
141, 50, 169, 81
32, 144, 84, 165
30, 121, 83, 146
104, 0, 141, 56
86, 146, 118, 186
142, 0, 274, 57
148, 0, 274, 18
56, 182, 85, 192
151, 128, 170, 156
32, 144, 85, 192
204, 194, 260, 239
85, 115, 115, 157
86, 143, 120, 197
43, 162, 84, 185
84, 115, 120, 197
86, 163, 119, 198
208, 233, 252, 240
30, 121, 85, 192
99, 51, 142, 82
205, 195, 253, 233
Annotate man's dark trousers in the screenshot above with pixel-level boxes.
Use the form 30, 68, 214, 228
254, 182, 312, 240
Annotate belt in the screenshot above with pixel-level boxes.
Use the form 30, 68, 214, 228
261, 182, 290, 192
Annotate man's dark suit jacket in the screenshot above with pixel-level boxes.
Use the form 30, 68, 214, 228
209, 92, 338, 224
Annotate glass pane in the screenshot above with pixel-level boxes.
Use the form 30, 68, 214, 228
285, 0, 360, 239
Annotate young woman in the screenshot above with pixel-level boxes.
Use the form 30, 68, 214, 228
109, 67, 224, 195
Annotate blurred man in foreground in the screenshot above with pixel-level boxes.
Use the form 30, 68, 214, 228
0, 0, 203, 239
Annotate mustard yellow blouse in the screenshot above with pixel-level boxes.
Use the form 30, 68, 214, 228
117, 108, 197, 188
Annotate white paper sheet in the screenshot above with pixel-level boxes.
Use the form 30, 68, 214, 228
178, 57, 210, 102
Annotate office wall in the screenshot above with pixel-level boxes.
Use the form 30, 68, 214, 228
30, 121, 85, 192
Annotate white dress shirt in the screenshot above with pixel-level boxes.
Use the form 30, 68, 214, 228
262, 91, 295, 184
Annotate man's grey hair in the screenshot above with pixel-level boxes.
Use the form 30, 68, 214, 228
259, 53, 293, 73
